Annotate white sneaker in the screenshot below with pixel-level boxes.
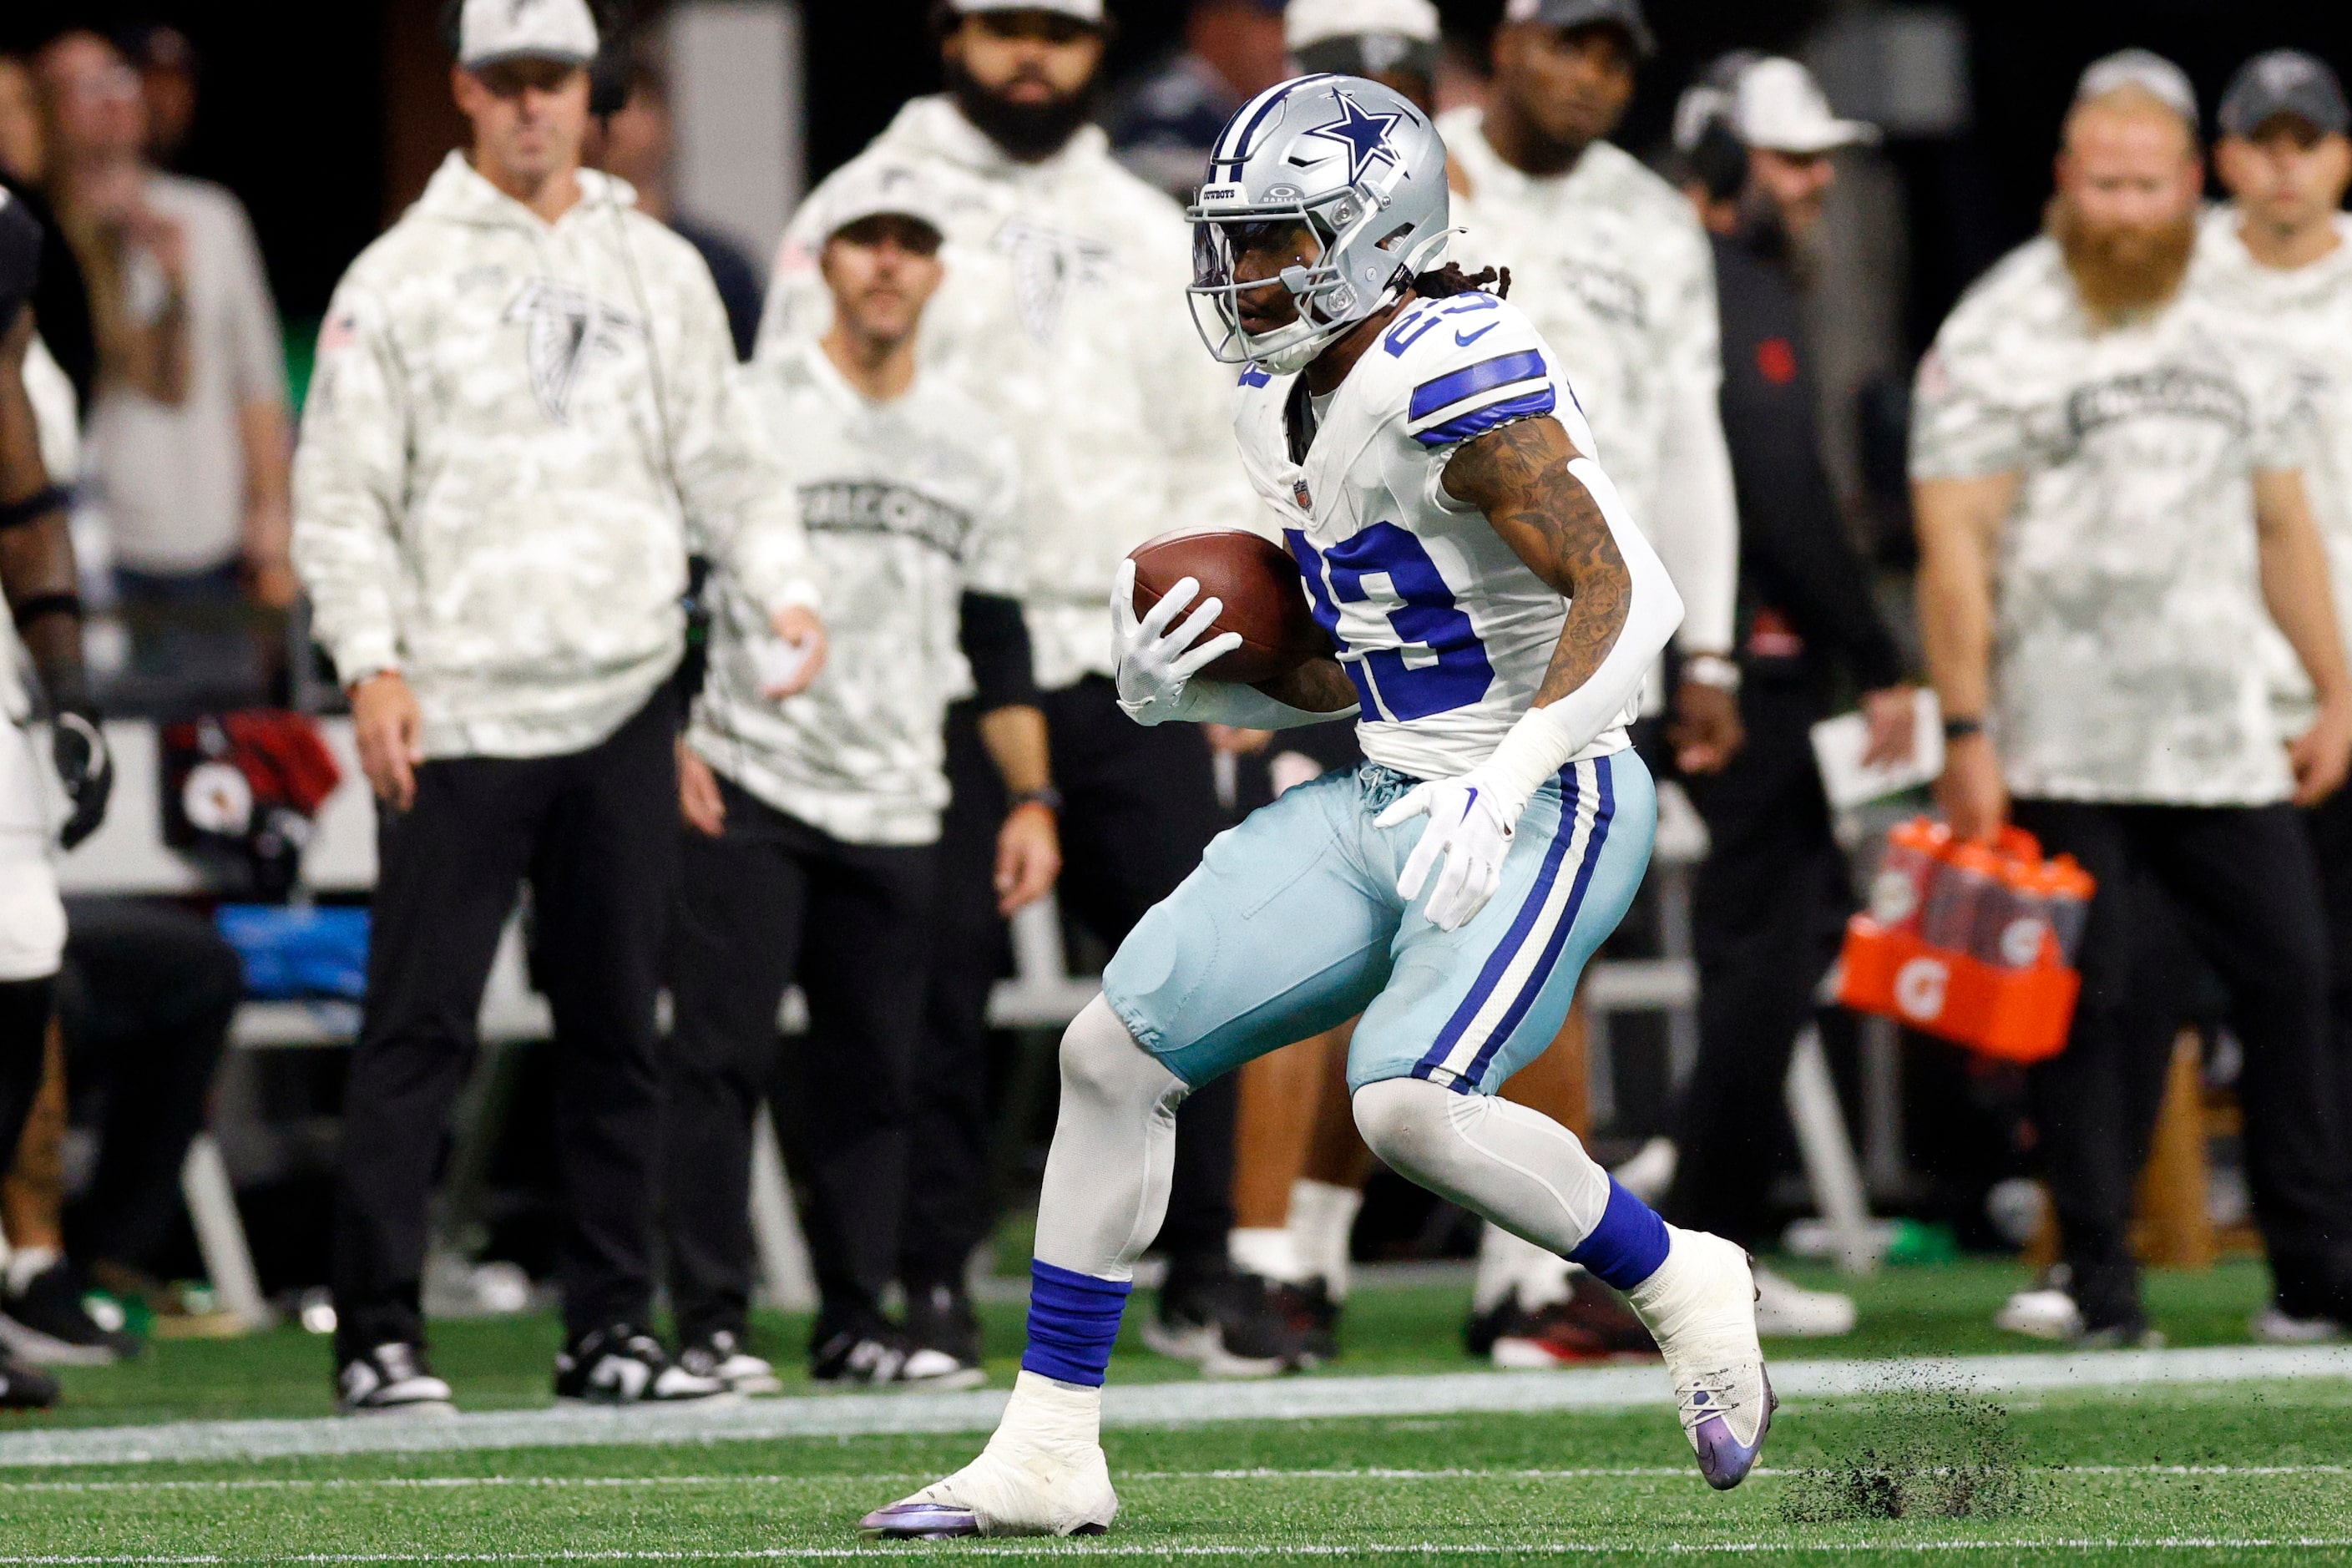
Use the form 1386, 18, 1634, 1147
2250, 1307, 2346, 1344
859, 1372, 1117, 1538
1626, 1227, 1774, 1490
1752, 1267, 1857, 1338
336, 1342, 458, 1418
1993, 1287, 2083, 1342
679, 1330, 784, 1396
1612, 1138, 1678, 1206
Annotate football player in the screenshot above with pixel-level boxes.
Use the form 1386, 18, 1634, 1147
861, 74, 1771, 1540
0, 185, 113, 1409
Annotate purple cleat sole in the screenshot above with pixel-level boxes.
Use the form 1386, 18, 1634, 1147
1692, 1370, 1777, 1490
859, 1502, 982, 1540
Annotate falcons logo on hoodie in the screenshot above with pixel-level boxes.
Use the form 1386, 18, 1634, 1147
505, 280, 639, 424
994, 220, 1112, 345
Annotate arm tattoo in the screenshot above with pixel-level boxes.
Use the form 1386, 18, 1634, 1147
1256, 655, 1361, 714
1442, 415, 1631, 707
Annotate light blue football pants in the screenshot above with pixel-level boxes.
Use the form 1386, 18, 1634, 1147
1102, 751, 1657, 1095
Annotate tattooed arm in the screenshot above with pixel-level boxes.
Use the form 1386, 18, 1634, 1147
1441, 413, 1634, 708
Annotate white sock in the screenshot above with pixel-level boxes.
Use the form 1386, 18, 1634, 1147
989, 1368, 1104, 1454
1229, 1227, 1308, 1285
5, 1246, 58, 1297
1287, 1179, 1363, 1301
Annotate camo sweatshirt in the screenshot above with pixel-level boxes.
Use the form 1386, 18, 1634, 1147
756, 96, 1252, 691
294, 154, 817, 760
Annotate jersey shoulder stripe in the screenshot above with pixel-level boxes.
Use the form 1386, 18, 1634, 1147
1404, 347, 1556, 448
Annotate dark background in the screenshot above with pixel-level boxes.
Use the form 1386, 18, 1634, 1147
5, 1, 2350, 346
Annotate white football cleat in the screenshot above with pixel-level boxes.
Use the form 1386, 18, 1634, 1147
1627, 1227, 1774, 1490
859, 1372, 1117, 1539
1752, 1266, 1857, 1338
1993, 1285, 2083, 1342
2250, 1307, 2346, 1345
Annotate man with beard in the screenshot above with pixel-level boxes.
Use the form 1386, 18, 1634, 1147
2199, 61, 2352, 1333
1914, 51, 2352, 1346
1658, 53, 1910, 1339
1435, 0, 1744, 1369
758, 0, 1302, 1378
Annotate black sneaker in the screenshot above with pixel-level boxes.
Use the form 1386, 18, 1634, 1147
1141, 1269, 1305, 1378
905, 1282, 984, 1369
676, 1328, 783, 1396
1472, 1283, 1659, 1368
0, 1262, 140, 1365
1267, 1277, 1342, 1366
336, 1342, 457, 1418
554, 1324, 735, 1406
811, 1325, 986, 1390
0, 1346, 58, 1410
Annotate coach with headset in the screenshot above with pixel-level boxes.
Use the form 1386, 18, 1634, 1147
292, 0, 824, 1414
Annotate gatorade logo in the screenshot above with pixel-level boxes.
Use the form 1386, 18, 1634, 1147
1894, 957, 1950, 1021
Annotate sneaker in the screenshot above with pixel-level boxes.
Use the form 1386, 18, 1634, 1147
1994, 1277, 2161, 1348
812, 1327, 987, 1391
1140, 1270, 1303, 1378
1612, 1137, 1678, 1206
860, 1372, 1115, 1538
906, 1283, 984, 1369
677, 1328, 784, 1396
0, 1262, 141, 1365
2250, 1306, 2346, 1344
1752, 1267, 1857, 1338
1267, 1277, 1342, 1365
336, 1342, 457, 1418
1479, 1282, 1660, 1368
1626, 1228, 1775, 1490
554, 1324, 736, 1405
0, 1346, 58, 1410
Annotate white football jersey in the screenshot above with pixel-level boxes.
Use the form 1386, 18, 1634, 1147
1235, 291, 1632, 781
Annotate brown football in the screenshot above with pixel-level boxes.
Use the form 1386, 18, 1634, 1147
1128, 528, 1326, 685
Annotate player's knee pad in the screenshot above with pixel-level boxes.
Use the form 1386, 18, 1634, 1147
1349, 1076, 1459, 1182
1058, 996, 1189, 1120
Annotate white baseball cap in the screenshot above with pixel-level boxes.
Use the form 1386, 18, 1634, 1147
458, 0, 599, 71
817, 162, 953, 245
1287, 0, 1440, 51
1728, 57, 1877, 154
948, 0, 1107, 23
2074, 48, 2198, 125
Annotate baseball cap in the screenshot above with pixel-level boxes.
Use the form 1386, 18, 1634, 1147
1726, 57, 1877, 154
2074, 48, 2198, 125
2219, 50, 2350, 139
458, 0, 599, 71
1288, 0, 1440, 79
815, 162, 952, 246
947, 0, 1107, 23
1501, 0, 1657, 63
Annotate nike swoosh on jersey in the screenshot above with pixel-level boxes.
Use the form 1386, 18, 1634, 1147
1455, 323, 1500, 346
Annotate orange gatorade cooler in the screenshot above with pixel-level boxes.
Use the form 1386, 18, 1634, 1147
1836, 821, 2094, 1064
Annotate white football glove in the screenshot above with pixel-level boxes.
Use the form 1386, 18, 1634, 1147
1112, 559, 1243, 725
1375, 769, 1528, 932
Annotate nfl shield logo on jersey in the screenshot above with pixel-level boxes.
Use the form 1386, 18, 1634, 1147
1293, 478, 1313, 511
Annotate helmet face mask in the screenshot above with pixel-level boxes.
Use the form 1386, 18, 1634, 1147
1186, 75, 1451, 375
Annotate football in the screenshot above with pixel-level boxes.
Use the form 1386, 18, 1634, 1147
1128, 528, 1326, 685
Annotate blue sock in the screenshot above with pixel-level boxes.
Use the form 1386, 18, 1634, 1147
1020, 1261, 1132, 1388
1566, 1177, 1672, 1292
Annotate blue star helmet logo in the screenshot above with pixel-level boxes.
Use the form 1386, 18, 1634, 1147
1303, 89, 1405, 185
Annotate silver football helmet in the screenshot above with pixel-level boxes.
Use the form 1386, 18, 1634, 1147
1187, 73, 1451, 374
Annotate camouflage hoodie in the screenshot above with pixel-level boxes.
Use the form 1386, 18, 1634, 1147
294, 154, 817, 760
756, 96, 1251, 691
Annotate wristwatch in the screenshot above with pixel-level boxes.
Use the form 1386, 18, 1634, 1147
1941, 716, 1985, 742
1682, 653, 1743, 694
1009, 787, 1064, 817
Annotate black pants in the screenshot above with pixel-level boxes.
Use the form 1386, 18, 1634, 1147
2011, 797, 2352, 1323
331, 691, 679, 1358
1665, 674, 1850, 1248
904, 678, 1232, 1290
58, 898, 238, 1272
0, 977, 52, 1206
664, 779, 937, 1346
2300, 783, 2352, 1201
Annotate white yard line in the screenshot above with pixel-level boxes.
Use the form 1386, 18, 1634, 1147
6, 1541, 2352, 1564
4, 1345, 2346, 1470
6, 1463, 2349, 1496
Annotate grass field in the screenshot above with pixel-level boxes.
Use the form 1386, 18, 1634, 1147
7, 1258, 2351, 1564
